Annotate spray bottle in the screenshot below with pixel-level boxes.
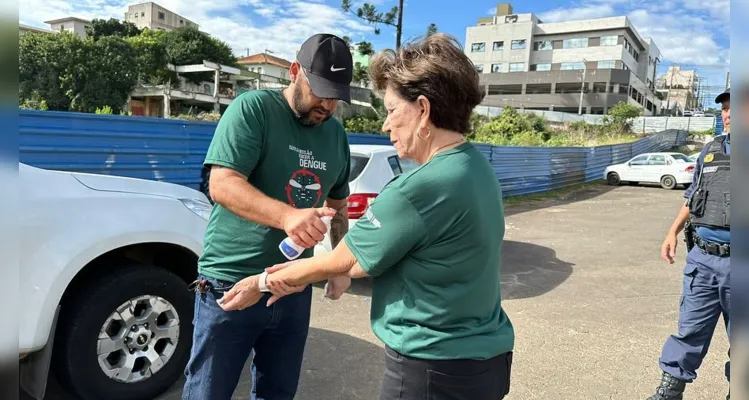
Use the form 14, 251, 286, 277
279, 216, 332, 260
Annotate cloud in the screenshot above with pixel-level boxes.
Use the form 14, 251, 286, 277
19, 0, 373, 61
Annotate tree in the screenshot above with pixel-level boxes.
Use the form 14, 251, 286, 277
126, 29, 174, 85
426, 23, 438, 36
357, 41, 374, 56
352, 62, 369, 86
86, 18, 141, 41
342, 0, 402, 49
342, 36, 352, 47
19, 32, 137, 113
160, 26, 237, 84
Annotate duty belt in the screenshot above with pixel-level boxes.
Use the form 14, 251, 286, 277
694, 235, 730, 257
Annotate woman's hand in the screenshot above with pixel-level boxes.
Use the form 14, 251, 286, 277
264, 261, 307, 306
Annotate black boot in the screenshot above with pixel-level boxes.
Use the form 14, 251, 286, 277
647, 372, 686, 400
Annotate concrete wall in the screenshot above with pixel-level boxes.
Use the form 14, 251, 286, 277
245, 64, 290, 80
125, 2, 198, 31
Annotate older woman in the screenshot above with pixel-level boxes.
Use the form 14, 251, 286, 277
220, 33, 515, 400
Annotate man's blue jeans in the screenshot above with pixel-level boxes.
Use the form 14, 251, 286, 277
659, 246, 730, 383
182, 274, 312, 400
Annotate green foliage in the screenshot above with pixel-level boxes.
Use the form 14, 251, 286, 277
175, 112, 222, 121
19, 32, 137, 113
602, 101, 643, 130
353, 62, 370, 86
344, 115, 386, 135
86, 18, 141, 41
95, 105, 113, 114
126, 29, 174, 85
161, 26, 236, 84
426, 23, 438, 36
19, 25, 237, 113
357, 41, 374, 56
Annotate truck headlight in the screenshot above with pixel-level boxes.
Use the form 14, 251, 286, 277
180, 198, 213, 220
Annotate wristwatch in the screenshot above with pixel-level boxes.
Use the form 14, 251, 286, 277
258, 271, 271, 292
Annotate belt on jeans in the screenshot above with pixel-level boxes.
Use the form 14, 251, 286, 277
694, 235, 730, 257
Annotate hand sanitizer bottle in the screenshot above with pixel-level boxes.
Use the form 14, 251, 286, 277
279, 216, 332, 260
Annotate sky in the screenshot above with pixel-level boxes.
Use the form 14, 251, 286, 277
19, 0, 730, 108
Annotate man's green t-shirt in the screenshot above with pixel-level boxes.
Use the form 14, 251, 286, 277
344, 142, 514, 360
199, 89, 351, 283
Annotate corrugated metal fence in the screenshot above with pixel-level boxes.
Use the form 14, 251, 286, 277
19, 110, 687, 198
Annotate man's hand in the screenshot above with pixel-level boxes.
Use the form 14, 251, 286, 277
325, 276, 351, 300
218, 275, 263, 311
282, 207, 337, 248
661, 232, 678, 264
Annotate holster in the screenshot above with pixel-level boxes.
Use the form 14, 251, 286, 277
684, 219, 696, 252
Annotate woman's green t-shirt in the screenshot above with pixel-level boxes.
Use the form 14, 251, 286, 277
344, 142, 514, 360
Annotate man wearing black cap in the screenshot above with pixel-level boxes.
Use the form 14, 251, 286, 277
648, 88, 731, 400
182, 33, 355, 400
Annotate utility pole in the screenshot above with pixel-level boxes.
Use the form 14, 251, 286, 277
578, 59, 587, 115
725, 71, 730, 90
395, 0, 404, 50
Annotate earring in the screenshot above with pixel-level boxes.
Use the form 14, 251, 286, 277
418, 127, 432, 139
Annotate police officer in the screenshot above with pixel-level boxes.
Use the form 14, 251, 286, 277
648, 88, 731, 400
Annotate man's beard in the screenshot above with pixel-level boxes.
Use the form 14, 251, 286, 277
292, 85, 332, 126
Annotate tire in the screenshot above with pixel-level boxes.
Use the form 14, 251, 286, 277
53, 266, 194, 400
606, 172, 621, 186
660, 175, 677, 190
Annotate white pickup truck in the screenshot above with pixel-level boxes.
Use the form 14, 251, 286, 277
19, 163, 210, 400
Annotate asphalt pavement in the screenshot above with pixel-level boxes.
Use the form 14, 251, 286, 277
30, 183, 731, 400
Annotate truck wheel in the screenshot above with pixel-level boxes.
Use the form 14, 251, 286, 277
53, 265, 194, 400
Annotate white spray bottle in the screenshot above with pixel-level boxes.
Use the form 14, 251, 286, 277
279, 216, 332, 260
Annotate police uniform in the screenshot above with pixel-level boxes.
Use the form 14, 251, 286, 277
649, 89, 731, 400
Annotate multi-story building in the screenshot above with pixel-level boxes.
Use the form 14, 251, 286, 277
124, 2, 198, 31
656, 66, 699, 114
466, 3, 662, 115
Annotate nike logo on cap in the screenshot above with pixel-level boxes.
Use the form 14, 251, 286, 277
330, 65, 346, 72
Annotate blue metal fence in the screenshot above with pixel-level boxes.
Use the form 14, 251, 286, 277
19, 110, 687, 198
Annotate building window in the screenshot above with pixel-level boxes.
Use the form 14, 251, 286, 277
141, 12, 145, 17
471, 43, 485, 52
509, 62, 525, 72
180, 19, 184, 24
492, 41, 504, 51
491, 63, 503, 73
511, 39, 526, 50
622, 64, 630, 71
563, 38, 589, 49
560, 62, 585, 70
534, 40, 553, 51
475, 64, 484, 73
531, 63, 551, 71
597, 60, 616, 69
158, 11, 165, 20
600, 36, 617, 46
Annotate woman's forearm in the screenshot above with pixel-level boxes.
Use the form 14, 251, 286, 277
272, 241, 358, 286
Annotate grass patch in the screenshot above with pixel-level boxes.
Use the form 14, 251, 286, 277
504, 181, 605, 206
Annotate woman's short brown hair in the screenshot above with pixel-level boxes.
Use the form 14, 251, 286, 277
368, 33, 485, 134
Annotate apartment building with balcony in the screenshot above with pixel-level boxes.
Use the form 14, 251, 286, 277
124, 2, 198, 31
466, 3, 663, 115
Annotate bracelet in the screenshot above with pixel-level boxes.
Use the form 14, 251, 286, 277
258, 271, 270, 292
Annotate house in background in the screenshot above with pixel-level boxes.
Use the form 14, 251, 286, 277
237, 53, 292, 80
34, 17, 91, 39
124, 1, 198, 31
19, 24, 53, 36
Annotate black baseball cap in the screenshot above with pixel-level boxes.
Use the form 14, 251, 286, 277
297, 34, 353, 103
715, 87, 730, 104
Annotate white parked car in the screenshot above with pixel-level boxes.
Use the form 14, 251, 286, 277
19, 163, 211, 400
315, 144, 416, 254
603, 152, 696, 189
